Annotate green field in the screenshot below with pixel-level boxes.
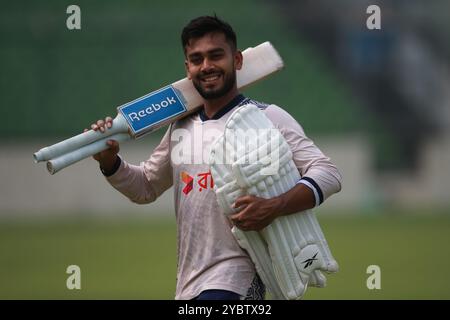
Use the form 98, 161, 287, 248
1, 213, 450, 299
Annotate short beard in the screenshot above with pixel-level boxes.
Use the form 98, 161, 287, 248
193, 69, 236, 100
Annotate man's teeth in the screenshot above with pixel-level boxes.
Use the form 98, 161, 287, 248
203, 75, 220, 82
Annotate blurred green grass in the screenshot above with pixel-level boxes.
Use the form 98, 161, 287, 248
1, 213, 450, 299
0, 217, 177, 299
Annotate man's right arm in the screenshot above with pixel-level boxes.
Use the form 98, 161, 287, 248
89, 117, 173, 204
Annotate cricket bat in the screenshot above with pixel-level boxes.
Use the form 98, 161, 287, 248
33, 41, 284, 174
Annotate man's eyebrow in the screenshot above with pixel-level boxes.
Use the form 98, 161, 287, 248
187, 48, 226, 59
187, 52, 202, 59
207, 48, 225, 55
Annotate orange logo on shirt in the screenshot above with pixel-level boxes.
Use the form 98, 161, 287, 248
181, 170, 215, 195
181, 171, 194, 195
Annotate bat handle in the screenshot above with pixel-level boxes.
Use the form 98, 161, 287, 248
33, 114, 129, 162
46, 133, 131, 174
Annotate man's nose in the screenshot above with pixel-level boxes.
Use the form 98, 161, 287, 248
201, 58, 214, 72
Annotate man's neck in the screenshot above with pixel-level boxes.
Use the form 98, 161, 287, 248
203, 88, 240, 119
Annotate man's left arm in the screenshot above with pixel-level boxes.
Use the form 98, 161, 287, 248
230, 105, 342, 231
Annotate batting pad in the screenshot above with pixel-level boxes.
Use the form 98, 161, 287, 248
209, 104, 338, 300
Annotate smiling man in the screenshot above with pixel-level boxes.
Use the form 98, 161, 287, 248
183, 24, 242, 115
88, 15, 342, 300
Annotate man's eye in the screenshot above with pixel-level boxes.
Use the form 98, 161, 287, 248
190, 58, 202, 65
210, 54, 223, 60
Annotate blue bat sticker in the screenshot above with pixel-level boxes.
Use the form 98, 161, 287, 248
118, 86, 187, 137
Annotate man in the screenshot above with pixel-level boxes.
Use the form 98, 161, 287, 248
88, 15, 342, 300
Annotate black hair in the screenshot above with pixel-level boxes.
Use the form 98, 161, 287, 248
181, 15, 237, 54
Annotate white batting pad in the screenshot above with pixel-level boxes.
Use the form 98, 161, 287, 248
209, 104, 338, 300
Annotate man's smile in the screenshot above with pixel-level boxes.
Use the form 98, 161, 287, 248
199, 72, 223, 86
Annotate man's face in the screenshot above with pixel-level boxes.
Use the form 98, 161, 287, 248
185, 32, 242, 100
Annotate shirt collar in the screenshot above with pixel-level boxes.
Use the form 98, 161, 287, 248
199, 94, 246, 122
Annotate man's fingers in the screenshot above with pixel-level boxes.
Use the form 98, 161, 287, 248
230, 212, 244, 224
105, 117, 113, 128
88, 117, 113, 132
107, 139, 118, 147
230, 212, 239, 220
106, 140, 120, 154
96, 119, 105, 132
233, 195, 253, 208
230, 213, 250, 231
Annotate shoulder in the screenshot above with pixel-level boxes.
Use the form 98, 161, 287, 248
246, 100, 305, 135
242, 97, 271, 110
172, 112, 197, 131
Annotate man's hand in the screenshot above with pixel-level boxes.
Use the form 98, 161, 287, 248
84, 116, 119, 172
230, 195, 284, 231
229, 183, 316, 231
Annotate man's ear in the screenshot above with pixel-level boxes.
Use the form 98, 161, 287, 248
185, 60, 192, 80
234, 50, 243, 71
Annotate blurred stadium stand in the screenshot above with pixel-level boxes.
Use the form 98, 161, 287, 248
0, 0, 363, 138
1, 0, 449, 215
278, 0, 450, 171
